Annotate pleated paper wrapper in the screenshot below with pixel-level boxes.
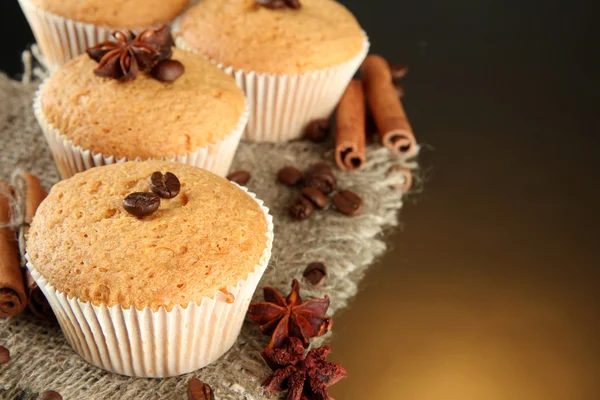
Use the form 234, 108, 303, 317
26, 187, 274, 378
33, 82, 249, 179
17, 0, 188, 72
174, 29, 370, 142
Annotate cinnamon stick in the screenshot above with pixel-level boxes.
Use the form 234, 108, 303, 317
0, 182, 27, 317
23, 173, 47, 226
361, 55, 417, 158
335, 79, 366, 171
26, 269, 52, 319
389, 166, 414, 193
22, 173, 52, 319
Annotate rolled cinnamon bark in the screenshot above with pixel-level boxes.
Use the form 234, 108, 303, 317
335, 79, 366, 171
389, 166, 414, 193
26, 269, 53, 319
22, 173, 52, 319
23, 173, 47, 226
361, 55, 417, 158
0, 182, 27, 317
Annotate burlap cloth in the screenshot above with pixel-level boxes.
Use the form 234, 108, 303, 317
0, 73, 412, 399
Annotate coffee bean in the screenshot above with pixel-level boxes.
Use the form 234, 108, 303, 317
150, 171, 181, 199
300, 187, 328, 209
37, 391, 63, 400
123, 192, 160, 217
0, 345, 9, 366
227, 170, 251, 186
277, 166, 303, 186
309, 161, 333, 173
284, 0, 301, 8
303, 262, 327, 286
188, 377, 215, 400
304, 119, 330, 143
332, 190, 363, 216
289, 195, 315, 220
256, 0, 287, 9
389, 63, 409, 81
303, 163, 336, 195
151, 59, 185, 82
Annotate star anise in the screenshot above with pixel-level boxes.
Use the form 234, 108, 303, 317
262, 337, 348, 400
261, 336, 306, 371
86, 25, 174, 81
257, 0, 301, 10
248, 279, 332, 349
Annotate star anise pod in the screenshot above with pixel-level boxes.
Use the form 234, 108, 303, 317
137, 25, 175, 61
86, 25, 174, 81
261, 336, 306, 370
257, 0, 301, 10
248, 279, 332, 349
262, 337, 348, 400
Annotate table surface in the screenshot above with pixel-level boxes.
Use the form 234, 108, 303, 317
2, 1, 598, 399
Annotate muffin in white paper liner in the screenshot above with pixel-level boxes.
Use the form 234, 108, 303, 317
33, 82, 249, 179
26, 187, 274, 378
17, 0, 188, 72
174, 28, 370, 142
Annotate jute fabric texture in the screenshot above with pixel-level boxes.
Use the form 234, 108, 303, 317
0, 75, 412, 399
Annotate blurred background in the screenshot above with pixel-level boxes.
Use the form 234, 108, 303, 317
1, 1, 598, 399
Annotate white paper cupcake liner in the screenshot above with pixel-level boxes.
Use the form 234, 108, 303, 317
17, 0, 188, 72
174, 27, 370, 142
26, 186, 274, 378
33, 82, 249, 179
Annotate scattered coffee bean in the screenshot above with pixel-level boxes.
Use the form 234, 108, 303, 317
123, 192, 160, 217
188, 377, 215, 400
300, 187, 328, 209
256, 0, 287, 9
227, 170, 251, 186
37, 391, 63, 400
290, 195, 315, 220
304, 119, 330, 143
150, 171, 181, 199
389, 63, 409, 81
277, 166, 303, 186
303, 262, 328, 286
285, 0, 301, 8
332, 190, 363, 216
303, 162, 336, 195
151, 59, 185, 82
309, 161, 332, 172
0, 345, 9, 366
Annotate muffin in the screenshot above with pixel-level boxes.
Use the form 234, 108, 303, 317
175, 0, 369, 142
18, 0, 192, 71
26, 160, 274, 377
34, 46, 248, 179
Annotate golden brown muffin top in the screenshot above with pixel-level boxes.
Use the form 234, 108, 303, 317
178, 0, 366, 74
27, 161, 270, 311
39, 49, 245, 160
28, 0, 191, 28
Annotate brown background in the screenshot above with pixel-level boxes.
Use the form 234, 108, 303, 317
1, 0, 599, 399
330, 1, 600, 399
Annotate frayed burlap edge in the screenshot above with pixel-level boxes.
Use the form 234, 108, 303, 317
0, 74, 416, 400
